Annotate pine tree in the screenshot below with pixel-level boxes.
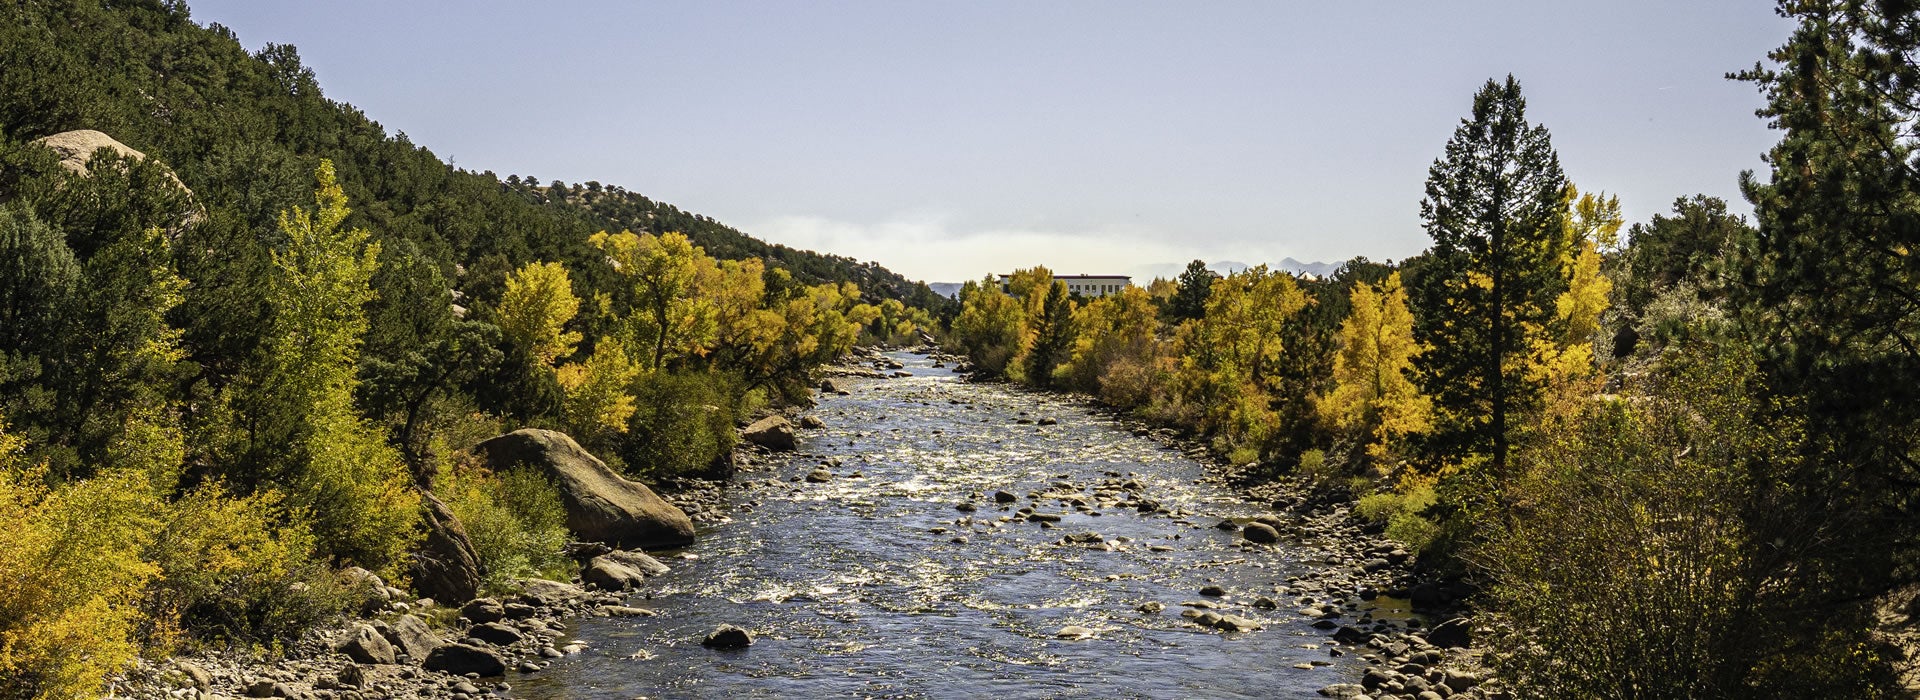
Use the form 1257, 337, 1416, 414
1168, 259, 1216, 321
1409, 76, 1568, 476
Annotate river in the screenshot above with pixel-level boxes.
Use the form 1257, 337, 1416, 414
513, 351, 1393, 699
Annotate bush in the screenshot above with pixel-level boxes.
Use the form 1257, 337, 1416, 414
439, 457, 572, 589
1354, 479, 1438, 552
1475, 346, 1894, 697
141, 485, 347, 649
0, 460, 158, 700
613, 371, 742, 479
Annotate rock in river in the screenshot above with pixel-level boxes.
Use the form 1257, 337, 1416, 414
583, 550, 670, 590
475, 429, 695, 548
742, 415, 797, 451
1241, 521, 1281, 544
702, 624, 754, 650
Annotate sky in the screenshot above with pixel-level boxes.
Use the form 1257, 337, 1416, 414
187, 1, 1795, 284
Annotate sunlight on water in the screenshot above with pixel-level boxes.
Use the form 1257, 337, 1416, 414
511, 352, 1371, 699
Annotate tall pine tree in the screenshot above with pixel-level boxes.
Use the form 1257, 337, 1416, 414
1409, 76, 1568, 477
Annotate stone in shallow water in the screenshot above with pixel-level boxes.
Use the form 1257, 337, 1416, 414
702, 624, 753, 650
1054, 625, 1096, 639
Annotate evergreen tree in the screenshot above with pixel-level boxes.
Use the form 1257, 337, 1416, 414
1725, 2, 1920, 690
1024, 281, 1075, 387
1409, 76, 1569, 476
1168, 259, 1216, 321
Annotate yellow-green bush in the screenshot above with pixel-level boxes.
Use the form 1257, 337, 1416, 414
440, 458, 572, 589
141, 485, 346, 648
1354, 480, 1438, 552
0, 452, 159, 700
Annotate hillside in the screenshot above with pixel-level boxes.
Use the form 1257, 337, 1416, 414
0, 0, 947, 314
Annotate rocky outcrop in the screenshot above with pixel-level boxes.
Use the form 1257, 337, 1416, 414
31, 130, 202, 226
742, 415, 796, 451
475, 429, 694, 549
408, 492, 483, 604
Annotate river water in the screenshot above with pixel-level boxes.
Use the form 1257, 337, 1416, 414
514, 352, 1376, 699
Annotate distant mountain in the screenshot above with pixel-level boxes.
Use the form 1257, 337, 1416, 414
1277, 257, 1340, 278
928, 282, 966, 299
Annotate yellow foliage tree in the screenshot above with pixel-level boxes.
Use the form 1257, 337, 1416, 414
557, 336, 642, 441
496, 261, 582, 366
590, 230, 719, 370
261, 161, 419, 572
1321, 272, 1431, 463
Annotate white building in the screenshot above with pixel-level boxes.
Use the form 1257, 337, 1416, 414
999, 273, 1133, 298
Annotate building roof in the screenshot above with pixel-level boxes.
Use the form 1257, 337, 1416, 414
997, 273, 1131, 280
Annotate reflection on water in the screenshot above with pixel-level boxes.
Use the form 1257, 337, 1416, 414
513, 353, 1369, 699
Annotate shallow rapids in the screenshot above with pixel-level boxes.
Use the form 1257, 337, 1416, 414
513, 352, 1378, 699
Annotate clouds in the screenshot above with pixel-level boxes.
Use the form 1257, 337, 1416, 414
744, 213, 1296, 283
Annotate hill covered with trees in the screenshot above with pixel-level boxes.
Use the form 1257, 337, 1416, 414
0, 2, 942, 696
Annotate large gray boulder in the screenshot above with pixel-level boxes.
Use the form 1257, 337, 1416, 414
741, 416, 796, 451
380, 614, 441, 662
474, 429, 694, 548
408, 492, 483, 604
337, 624, 395, 665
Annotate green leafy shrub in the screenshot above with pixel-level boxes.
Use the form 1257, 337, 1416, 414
1475, 346, 1894, 697
439, 457, 572, 588
1353, 480, 1438, 551
613, 370, 742, 479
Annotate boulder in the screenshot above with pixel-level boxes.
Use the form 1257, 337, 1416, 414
460, 598, 506, 624
409, 492, 483, 604
475, 429, 694, 548
514, 578, 588, 606
337, 624, 396, 665
818, 378, 849, 395
422, 643, 507, 677
742, 416, 797, 451
339, 567, 389, 614
1426, 617, 1472, 649
380, 614, 441, 662
1241, 522, 1281, 544
32, 131, 204, 229
581, 550, 670, 591
805, 468, 833, 483
799, 415, 826, 429
701, 624, 753, 649
465, 622, 524, 646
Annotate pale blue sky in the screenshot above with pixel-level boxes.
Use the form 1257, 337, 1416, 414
188, 1, 1793, 283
